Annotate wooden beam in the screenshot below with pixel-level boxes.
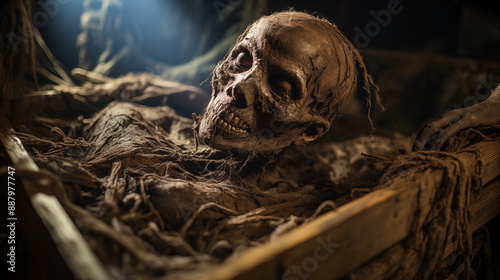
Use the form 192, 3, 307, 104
200, 139, 500, 280
470, 180, 500, 232
31, 193, 111, 280
443, 179, 500, 258
0, 123, 111, 280
350, 178, 500, 280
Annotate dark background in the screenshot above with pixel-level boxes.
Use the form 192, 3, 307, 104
2, 1, 500, 279
38, 0, 500, 70
34, 0, 500, 135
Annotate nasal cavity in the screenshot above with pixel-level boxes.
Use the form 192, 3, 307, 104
226, 85, 252, 108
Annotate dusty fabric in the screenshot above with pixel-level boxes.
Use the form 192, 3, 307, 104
14, 74, 408, 278
385, 152, 477, 279
10, 72, 498, 279
350, 126, 500, 280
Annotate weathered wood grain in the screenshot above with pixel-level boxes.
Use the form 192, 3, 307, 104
202, 139, 500, 280
0, 122, 111, 280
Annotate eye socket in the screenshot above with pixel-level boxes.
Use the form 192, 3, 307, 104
269, 75, 300, 100
234, 50, 252, 71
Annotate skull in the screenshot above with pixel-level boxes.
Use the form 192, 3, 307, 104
198, 11, 377, 155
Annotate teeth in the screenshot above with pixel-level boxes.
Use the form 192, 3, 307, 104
216, 112, 249, 133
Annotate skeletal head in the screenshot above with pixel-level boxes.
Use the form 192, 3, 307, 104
197, 11, 378, 155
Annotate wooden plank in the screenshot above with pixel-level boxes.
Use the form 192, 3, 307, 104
478, 139, 500, 184
202, 170, 438, 280
1, 128, 39, 171
350, 178, 500, 280
200, 139, 500, 280
470, 179, 500, 232
443, 179, 500, 258
0, 122, 111, 280
31, 193, 111, 280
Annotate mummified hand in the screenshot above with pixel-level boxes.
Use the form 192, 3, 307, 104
412, 85, 500, 151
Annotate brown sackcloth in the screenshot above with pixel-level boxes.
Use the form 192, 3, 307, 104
10, 75, 498, 279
